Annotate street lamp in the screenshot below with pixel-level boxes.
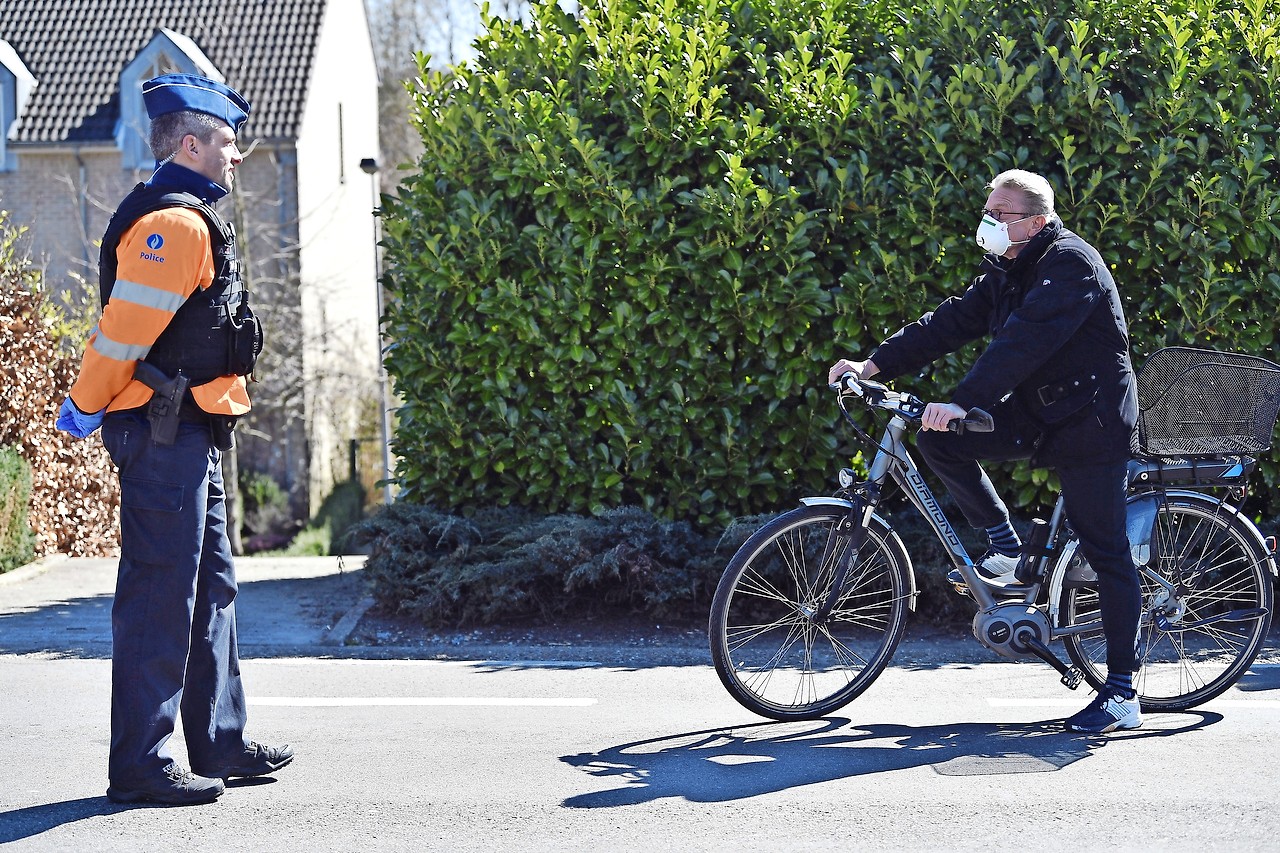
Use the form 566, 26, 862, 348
360, 157, 394, 504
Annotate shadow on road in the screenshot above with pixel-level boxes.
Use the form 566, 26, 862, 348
0, 590, 116, 659
1235, 662, 1280, 692
0, 572, 363, 660
560, 711, 1223, 807
0, 777, 284, 843
0, 796, 149, 843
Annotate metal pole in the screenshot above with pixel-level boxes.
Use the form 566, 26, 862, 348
360, 158, 395, 505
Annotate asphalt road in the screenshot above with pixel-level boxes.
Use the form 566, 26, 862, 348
2, 556, 1279, 851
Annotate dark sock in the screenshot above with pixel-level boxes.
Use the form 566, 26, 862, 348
1105, 671, 1136, 700
984, 521, 1021, 557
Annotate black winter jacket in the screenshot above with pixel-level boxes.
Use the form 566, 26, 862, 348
869, 219, 1139, 467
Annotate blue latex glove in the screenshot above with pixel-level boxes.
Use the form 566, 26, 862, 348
56, 397, 105, 439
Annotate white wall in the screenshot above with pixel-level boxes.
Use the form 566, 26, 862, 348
294, 0, 383, 509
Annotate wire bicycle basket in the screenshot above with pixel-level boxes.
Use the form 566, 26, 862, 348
1136, 347, 1280, 456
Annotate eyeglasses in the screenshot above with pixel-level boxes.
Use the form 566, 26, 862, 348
982, 208, 1032, 222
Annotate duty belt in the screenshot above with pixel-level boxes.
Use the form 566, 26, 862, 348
1036, 374, 1097, 407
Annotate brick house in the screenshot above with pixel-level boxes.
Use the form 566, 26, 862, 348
0, 0, 384, 521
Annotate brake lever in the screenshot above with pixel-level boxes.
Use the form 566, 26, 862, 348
948, 407, 994, 434
833, 374, 889, 402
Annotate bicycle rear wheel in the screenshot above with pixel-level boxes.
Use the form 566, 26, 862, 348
709, 504, 912, 721
1057, 492, 1274, 711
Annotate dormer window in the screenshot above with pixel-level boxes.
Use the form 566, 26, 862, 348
117, 29, 221, 171
0, 39, 36, 171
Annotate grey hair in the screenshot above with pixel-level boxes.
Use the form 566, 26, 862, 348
987, 169, 1056, 217
148, 110, 228, 161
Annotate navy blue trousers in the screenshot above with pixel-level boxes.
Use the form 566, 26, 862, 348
916, 404, 1142, 674
102, 411, 249, 784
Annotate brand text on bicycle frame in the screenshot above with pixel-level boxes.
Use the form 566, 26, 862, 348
901, 467, 967, 557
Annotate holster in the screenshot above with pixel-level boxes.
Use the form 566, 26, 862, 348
134, 362, 190, 445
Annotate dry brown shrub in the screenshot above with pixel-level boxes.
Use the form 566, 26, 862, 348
1, 225, 119, 558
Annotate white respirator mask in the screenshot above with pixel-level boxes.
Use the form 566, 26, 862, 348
975, 213, 1034, 255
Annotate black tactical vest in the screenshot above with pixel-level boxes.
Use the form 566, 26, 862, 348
99, 183, 263, 386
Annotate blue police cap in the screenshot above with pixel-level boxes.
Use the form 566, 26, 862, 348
142, 74, 251, 134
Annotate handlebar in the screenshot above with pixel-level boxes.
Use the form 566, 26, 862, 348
956, 408, 994, 433
831, 372, 994, 435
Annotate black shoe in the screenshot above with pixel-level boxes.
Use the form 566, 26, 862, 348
197, 741, 295, 779
107, 763, 224, 805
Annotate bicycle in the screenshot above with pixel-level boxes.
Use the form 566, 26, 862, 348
709, 347, 1280, 721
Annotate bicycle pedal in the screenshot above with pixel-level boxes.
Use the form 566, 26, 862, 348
1061, 667, 1084, 690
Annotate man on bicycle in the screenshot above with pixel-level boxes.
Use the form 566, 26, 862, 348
828, 169, 1143, 733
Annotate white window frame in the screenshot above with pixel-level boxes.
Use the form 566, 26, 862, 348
0, 39, 36, 171
117, 29, 222, 171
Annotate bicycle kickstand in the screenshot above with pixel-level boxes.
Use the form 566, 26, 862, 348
1014, 628, 1085, 690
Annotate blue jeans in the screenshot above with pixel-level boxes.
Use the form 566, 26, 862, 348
101, 411, 249, 784
916, 407, 1142, 673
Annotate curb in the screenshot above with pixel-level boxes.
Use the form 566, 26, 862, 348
324, 595, 376, 646
0, 553, 70, 586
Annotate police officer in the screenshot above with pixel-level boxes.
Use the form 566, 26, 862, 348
56, 74, 292, 804
828, 169, 1144, 734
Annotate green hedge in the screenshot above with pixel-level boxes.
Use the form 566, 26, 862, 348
0, 445, 35, 573
381, 0, 1280, 527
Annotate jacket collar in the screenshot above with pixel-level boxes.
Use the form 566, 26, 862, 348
1000, 217, 1061, 275
145, 161, 228, 204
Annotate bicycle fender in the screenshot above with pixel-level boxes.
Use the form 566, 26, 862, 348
799, 497, 920, 611
1047, 492, 1177, 624
1047, 489, 1279, 625
799, 496, 858, 510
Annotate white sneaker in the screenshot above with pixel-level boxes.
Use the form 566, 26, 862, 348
1064, 690, 1143, 733
973, 550, 1020, 583
947, 550, 1023, 595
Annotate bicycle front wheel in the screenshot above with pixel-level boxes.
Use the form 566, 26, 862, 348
1058, 492, 1274, 711
709, 504, 912, 721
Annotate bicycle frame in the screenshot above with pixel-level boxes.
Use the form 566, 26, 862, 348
838, 404, 1073, 613
824, 382, 1129, 676
835, 402, 1269, 646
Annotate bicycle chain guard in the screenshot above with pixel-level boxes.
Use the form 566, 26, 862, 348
972, 603, 1051, 661
974, 604, 1085, 688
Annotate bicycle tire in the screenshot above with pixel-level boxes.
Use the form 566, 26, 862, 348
708, 504, 912, 721
1054, 492, 1274, 711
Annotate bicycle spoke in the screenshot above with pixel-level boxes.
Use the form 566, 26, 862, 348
775, 528, 818, 599
737, 622, 807, 688
731, 567, 802, 607
724, 613, 805, 656
813, 623, 875, 670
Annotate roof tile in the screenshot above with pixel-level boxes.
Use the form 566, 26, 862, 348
0, 0, 327, 142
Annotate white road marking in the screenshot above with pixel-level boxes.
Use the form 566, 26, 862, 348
244, 658, 604, 669
249, 697, 598, 707
988, 697, 1280, 709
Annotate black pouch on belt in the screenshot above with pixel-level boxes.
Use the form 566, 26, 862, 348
227, 296, 264, 376
209, 416, 237, 452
